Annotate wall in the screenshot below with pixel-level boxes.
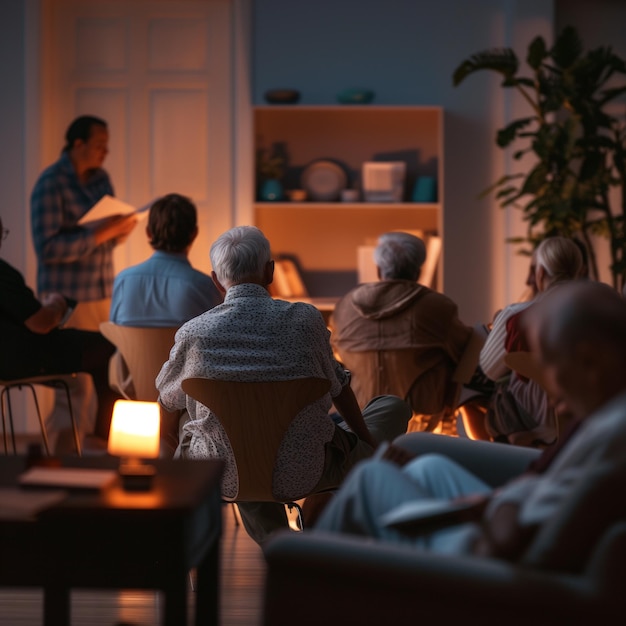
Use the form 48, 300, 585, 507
252, 0, 555, 324
556, 0, 626, 286
3, 2, 624, 316
0, 1, 28, 272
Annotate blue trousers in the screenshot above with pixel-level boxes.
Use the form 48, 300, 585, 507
314, 453, 492, 553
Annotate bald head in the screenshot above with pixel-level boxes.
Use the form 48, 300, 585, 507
523, 280, 626, 420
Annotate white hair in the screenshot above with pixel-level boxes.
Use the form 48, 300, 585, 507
373, 232, 426, 281
210, 226, 271, 289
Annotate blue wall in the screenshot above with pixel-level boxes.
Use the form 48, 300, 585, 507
253, 0, 554, 323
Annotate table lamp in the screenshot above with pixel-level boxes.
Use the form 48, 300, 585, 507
108, 400, 160, 490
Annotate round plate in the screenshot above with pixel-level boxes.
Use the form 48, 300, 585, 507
300, 160, 348, 201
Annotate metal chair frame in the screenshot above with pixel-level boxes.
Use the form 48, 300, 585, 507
0, 374, 81, 456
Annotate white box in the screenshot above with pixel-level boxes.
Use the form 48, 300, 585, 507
362, 161, 406, 202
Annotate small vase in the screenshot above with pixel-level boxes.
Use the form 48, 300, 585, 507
259, 179, 284, 201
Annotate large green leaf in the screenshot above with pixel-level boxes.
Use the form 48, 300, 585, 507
527, 36, 548, 70
452, 26, 626, 285
496, 117, 534, 148
452, 49, 518, 86
550, 26, 583, 68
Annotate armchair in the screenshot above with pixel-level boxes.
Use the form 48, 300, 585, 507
263, 433, 626, 625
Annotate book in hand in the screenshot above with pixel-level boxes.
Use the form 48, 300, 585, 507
379, 498, 484, 534
78, 195, 152, 227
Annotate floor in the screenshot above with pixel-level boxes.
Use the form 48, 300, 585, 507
0, 503, 266, 626
0, 418, 462, 625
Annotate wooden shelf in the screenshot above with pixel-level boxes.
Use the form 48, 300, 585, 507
254, 201, 440, 210
252, 105, 444, 292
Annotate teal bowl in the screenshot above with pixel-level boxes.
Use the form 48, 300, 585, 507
336, 88, 375, 104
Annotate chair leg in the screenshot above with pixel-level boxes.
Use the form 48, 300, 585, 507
286, 502, 304, 531
2, 387, 18, 454
1, 387, 10, 454
56, 379, 81, 456
231, 502, 240, 526
27, 383, 51, 456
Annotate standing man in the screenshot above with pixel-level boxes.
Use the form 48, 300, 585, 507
30, 115, 136, 443
31, 115, 137, 331
156, 226, 411, 544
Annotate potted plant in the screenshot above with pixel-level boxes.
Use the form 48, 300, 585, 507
256, 145, 286, 201
453, 26, 626, 289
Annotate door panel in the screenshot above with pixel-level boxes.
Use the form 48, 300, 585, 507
44, 0, 234, 274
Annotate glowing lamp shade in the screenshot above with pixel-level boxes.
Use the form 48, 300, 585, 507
108, 400, 160, 459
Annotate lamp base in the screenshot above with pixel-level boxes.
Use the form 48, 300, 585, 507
119, 461, 156, 491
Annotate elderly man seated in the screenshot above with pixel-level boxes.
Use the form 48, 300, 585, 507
330, 231, 472, 431
315, 280, 626, 565
156, 226, 411, 544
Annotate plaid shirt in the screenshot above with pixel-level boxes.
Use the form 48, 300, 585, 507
30, 152, 115, 300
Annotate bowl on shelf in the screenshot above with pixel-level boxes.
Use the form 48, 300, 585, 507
336, 88, 375, 104
264, 89, 301, 104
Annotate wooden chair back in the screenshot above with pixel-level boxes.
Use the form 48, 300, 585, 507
181, 377, 330, 501
99, 322, 177, 401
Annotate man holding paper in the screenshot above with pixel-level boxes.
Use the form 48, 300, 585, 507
30, 115, 137, 450
31, 115, 137, 331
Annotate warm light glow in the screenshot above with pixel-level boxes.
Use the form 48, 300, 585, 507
108, 400, 160, 459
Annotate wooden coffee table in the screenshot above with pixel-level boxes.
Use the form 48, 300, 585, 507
0, 456, 223, 626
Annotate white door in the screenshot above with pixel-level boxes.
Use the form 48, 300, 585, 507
41, 0, 236, 275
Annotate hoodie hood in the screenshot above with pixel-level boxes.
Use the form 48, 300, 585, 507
350, 280, 429, 320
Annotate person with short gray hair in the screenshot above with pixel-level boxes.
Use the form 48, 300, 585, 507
209, 225, 272, 290
331, 231, 472, 431
157, 225, 411, 544
374, 231, 426, 281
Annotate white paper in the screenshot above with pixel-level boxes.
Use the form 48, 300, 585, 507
19, 467, 117, 490
78, 194, 152, 226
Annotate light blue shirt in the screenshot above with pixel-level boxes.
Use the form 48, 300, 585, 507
110, 251, 222, 327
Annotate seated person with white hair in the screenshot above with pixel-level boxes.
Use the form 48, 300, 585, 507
156, 226, 411, 544
479, 236, 584, 446
330, 231, 472, 431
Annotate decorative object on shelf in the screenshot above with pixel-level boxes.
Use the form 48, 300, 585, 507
287, 189, 307, 202
256, 145, 286, 201
412, 176, 437, 203
341, 189, 360, 202
300, 159, 348, 201
362, 162, 406, 202
264, 89, 301, 104
259, 178, 284, 201
336, 88, 375, 104
453, 25, 626, 289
